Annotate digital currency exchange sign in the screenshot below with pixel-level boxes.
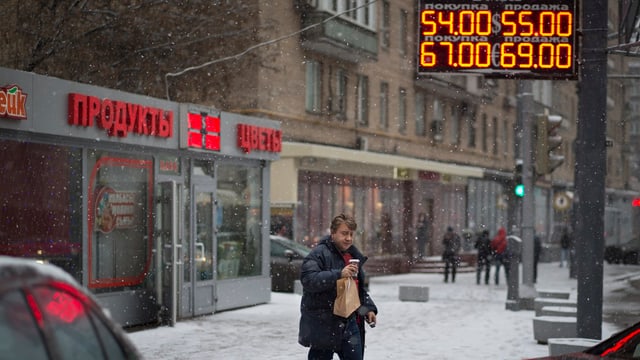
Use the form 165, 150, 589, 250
417, 0, 578, 79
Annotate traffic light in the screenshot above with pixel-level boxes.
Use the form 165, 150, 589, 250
514, 183, 525, 197
514, 160, 524, 197
534, 114, 564, 175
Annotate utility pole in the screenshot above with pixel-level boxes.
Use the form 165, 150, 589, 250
574, 0, 607, 340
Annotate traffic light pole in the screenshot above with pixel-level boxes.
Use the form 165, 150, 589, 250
518, 80, 537, 308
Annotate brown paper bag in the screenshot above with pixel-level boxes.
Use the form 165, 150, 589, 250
333, 277, 361, 318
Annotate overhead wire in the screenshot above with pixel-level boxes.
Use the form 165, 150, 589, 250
164, 0, 378, 100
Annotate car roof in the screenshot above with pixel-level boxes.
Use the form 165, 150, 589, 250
270, 235, 311, 256
0, 256, 82, 290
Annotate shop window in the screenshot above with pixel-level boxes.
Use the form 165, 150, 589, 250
0, 140, 82, 282
216, 163, 263, 279
87, 153, 153, 289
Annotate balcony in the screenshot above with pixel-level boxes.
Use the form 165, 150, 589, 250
300, 10, 378, 63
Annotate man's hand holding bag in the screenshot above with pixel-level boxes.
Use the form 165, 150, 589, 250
333, 277, 360, 318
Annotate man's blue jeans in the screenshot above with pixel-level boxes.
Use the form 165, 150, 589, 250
308, 317, 363, 360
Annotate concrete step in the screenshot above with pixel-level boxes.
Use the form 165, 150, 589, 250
410, 259, 476, 274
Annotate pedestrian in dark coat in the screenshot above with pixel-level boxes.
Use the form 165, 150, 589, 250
442, 226, 461, 283
474, 230, 492, 285
298, 214, 378, 360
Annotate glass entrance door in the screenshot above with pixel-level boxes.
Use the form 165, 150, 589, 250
180, 180, 216, 317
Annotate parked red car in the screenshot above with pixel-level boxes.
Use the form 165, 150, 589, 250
529, 321, 640, 359
0, 256, 141, 359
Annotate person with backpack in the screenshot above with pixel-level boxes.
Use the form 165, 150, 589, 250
442, 226, 461, 283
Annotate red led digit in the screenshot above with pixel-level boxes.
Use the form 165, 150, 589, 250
421, 10, 437, 35
438, 11, 455, 34
518, 11, 534, 36
501, 11, 517, 36
420, 42, 437, 67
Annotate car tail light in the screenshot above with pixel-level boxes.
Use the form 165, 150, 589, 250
601, 328, 640, 356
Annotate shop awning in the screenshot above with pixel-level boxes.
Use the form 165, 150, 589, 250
281, 142, 484, 178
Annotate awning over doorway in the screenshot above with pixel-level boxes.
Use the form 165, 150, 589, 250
281, 142, 485, 178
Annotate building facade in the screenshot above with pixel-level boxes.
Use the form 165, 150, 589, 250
1, 0, 638, 275
0, 67, 281, 327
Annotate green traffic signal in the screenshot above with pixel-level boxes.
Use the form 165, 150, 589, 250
514, 184, 525, 197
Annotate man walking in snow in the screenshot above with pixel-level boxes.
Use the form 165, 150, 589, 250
298, 214, 378, 360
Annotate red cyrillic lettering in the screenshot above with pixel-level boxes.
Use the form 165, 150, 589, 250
99, 99, 114, 130
68, 93, 86, 126
158, 111, 173, 138
109, 101, 128, 137
237, 124, 251, 153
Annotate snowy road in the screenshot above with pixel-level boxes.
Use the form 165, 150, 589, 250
128, 262, 638, 359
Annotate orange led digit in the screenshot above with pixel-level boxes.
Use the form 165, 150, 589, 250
539, 43, 555, 69
417, 0, 578, 79
539, 12, 555, 36
476, 43, 491, 68
557, 12, 573, 36
438, 11, 455, 35
442, 42, 454, 65
476, 11, 492, 36
420, 42, 436, 67
458, 42, 475, 67
421, 10, 437, 35
459, 11, 475, 36
500, 43, 517, 68
518, 43, 534, 68
501, 11, 517, 36
518, 11, 534, 36
556, 44, 572, 68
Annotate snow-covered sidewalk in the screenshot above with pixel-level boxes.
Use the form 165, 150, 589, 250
128, 262, 634, 359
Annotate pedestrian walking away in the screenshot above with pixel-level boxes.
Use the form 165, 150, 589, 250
491, 227, 509, 285
559, 226, 571, 267
298, 214, 378, 360
415, 212, 429, 259
442, 226, 461, 283
474, 229, 492, 285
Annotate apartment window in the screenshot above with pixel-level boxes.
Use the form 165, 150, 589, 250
379, 82, 389, 129
415, 93, 426, 136
431, 99, 444, 142
332, 0, 337, 12
450, 105, 460, 145
357, 75, 369, 126
334, 68, 347, 116
467, 111, 477, 148
347, 0, 357, 20
400, 9, 408, 56
381, 1, 390, 48
502, 120, 509, 157
481, 114, 488, 152
492, 117, 498, 155
398, 88, 407, 134
305, 61, 321, 113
